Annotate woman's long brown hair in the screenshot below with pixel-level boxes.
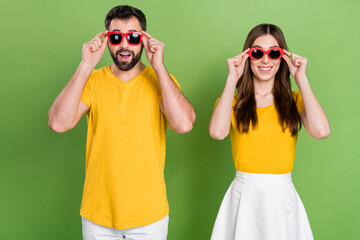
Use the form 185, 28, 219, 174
234, 24, 301, 136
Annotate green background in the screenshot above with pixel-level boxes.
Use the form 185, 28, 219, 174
1, 0, 359, 239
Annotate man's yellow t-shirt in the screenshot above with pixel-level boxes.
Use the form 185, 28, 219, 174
217, 91, 304, 174
80, 65, 180, 229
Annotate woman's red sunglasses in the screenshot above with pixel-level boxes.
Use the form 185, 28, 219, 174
248, 47, 284, 60
107, 32, 143, 46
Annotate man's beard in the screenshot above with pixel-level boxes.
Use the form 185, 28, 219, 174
109, 47, 143, 71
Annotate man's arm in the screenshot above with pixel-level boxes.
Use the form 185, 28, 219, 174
48, 31, 108, 133
156, 66, 196, 133
141, 31, 195, 134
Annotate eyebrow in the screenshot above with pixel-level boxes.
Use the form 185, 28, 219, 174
252, 45, 279, 48
111, 29, 140, 32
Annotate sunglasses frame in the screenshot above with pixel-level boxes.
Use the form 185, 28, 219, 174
107, 32, 143, 46
248, 47, 284, 60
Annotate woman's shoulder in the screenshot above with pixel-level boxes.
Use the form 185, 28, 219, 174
291, 90, 304, 113
291, 90, 301, 97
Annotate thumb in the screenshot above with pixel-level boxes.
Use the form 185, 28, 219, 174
240, 54, 249, 66
282, 55, 294, 71
141, 35, 152, 58
101, 36, 108, 50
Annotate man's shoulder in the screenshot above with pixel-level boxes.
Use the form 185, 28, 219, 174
144, 65, 176, 79
88, 66, 111, 83
92, 65, 109, 75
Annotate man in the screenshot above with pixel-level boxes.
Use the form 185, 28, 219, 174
48, 5, 196, 240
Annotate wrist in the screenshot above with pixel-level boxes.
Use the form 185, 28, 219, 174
226, 75, 239, 85
295, 75, 310, 89
79, 61, 97, 75
152, 62, 166, 72
80, 60, 97, 71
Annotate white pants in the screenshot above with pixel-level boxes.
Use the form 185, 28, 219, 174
82, 215, 169, 240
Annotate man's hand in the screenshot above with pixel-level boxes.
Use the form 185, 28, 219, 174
82, 31, 108, 66
141, 31, 164, 69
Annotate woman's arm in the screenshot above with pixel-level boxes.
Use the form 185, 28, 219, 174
209, 49, 249, 140
283, 50, 330, 139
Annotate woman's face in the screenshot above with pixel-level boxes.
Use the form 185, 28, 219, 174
250, 34, 282, 82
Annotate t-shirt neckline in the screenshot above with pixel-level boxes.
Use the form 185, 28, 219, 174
107, 65, 149, 84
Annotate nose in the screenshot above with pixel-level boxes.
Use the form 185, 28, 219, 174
120, 36, 130, 48
261, 53, 270, 64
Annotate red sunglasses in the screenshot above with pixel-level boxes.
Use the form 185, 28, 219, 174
248, 47, 284, 60
107, 32, 143, 46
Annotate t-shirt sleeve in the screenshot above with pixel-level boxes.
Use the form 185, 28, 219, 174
214, 98, 220, 109
292, 90, 305, 114
80, 73, 94, 108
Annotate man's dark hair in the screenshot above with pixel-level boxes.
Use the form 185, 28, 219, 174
105, 5, 146, 31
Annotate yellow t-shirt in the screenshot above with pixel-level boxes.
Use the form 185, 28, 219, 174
217, 91, 304, 174
80, 65, 180, 229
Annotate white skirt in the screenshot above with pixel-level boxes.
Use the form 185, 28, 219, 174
210, 171, 314, 240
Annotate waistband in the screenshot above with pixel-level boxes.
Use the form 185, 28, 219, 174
235, 170, 292, 185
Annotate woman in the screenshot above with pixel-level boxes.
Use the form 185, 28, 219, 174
209, 24, 330, 240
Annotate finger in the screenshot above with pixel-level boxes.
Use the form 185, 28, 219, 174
282, 54, 294, 68
96, 30, 108, 38
90, 39, 100, 49
283, 49, 293, 58
242, 48, 250, 55
150, 45, 157, 53
87, 42, 98, 52
234, 48, 250, 58
141, 30, 153, 39
240, 53, 249, 65
299, 60, 307, 71
141, 34, 149, 48
101, 36, 108, 49
291, 53, 304, 59
149, 40, 164, 49
295, 56, 306, 62
229, 59, 240, 67
95, 37, 102, 48
295, 58, 306, 67
148, 42, 164, 52
294, 59, 301, 67
149, 38, 163, 45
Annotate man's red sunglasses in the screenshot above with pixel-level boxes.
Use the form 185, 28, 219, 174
107, 32, 143, 46
248, 47, 284, 60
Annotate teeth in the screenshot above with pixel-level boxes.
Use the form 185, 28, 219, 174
259, 67, 271, 70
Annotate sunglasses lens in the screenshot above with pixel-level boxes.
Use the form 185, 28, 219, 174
109, 33, 122, 45
251, 49, 264, 59
268, 50, 281, 59
127, 33, 141, 45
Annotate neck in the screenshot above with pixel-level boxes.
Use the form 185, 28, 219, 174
253, 77, 275, 95
110, 61, 146, 82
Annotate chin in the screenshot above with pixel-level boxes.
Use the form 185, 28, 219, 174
253, 72, 276, 82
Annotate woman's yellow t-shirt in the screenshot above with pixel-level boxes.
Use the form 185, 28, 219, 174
219, 91, 304, 174
80, 65, 180, 229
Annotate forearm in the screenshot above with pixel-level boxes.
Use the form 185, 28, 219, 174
48, 61, 94, 132
209, 76, 237, 140
154, 65, 195, 133
297, 76, 330, 139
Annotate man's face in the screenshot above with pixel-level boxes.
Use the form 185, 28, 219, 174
107, 17, 143, 71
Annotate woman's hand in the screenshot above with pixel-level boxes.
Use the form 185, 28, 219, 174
282, 49, 307, 83
227, 48, 249, 82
